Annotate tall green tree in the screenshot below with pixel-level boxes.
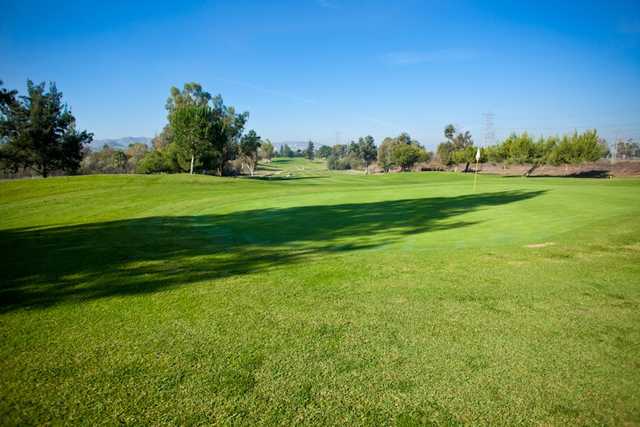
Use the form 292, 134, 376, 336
169, 105, 214, 174
317, 145, 332, 158
377, 138, 396, 172
615, 138, 640, 159
0, 80, 17, 105
210, 100, 248, 176
163, 84, 249, 176
306, 141, 315, 160
356, 135, 377, 174
259, 139, 275, 162
437, 125, 474, 166
0, 80, 92, 177
377, 133, 424, 172
281, 144, 294, 158
239, 130, 262, 176
392, 144, 427, 171
151, 125, 173, 152
165, 82, 212, 114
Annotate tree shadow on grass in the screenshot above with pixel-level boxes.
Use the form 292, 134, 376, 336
245, 175, 327, 181
0, 190, 544, 312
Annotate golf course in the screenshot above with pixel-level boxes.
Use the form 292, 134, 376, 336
1, 159, 639, 425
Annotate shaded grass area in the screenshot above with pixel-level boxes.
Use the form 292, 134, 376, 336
1, 169, 639, 425
1, 190, 542, 311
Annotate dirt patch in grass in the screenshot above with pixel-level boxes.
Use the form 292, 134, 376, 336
526, 242, 555, 248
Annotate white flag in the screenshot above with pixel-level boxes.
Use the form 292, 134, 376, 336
475, 147, 481, 161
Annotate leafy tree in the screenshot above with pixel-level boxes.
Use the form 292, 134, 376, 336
317, 145, 332, 158
331, 144, 347, 158
80, 145, 132, 174
137, 150, 169, 174
281, 144, 294, 158
436, 142, 453, 165
126, 143, 149, 172
152, 126, 172, 152
169, 105, 214, 174
392, 144, 428, 171
258, 139, 275, 162
615, 138, 640, 159
377, 138, 396, 172
483, 130, 605, 166
0, 80, 17, 104
306, 141, 315, 160
112, 150, 128, 171
211, 102, 248, 175
444, 124, 455, 141
163, 83, 249, 176
436, 125, 474, 166
502, 132, 535, 164
377, 133, 424, 172
165, 82, 212, 114
239, 130, 261, 176
0, 80, 92, 177
356, 135, 377, 173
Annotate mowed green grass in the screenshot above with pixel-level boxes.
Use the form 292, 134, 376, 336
1, 159, 639, 425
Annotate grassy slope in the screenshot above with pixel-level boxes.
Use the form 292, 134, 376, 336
1, 161, 639, 425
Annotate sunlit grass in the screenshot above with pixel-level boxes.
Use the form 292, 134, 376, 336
1, 164, 639, 425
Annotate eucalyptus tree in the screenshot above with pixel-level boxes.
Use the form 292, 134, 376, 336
239, 129, 261, 176
164, 83, 249, 175
357, 135, 377, 174
437, 124, 474, 166
165, 82, 212, 114
169, 104, 214, 174
259, 139, 275, 162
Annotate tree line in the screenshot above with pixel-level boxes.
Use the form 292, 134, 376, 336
321, 133, 430, 173
0, 80, 269, 177
136, 82, 263, 176
0, 80, 93, 177
1, 79, 634, 178
436, 125, 610, 168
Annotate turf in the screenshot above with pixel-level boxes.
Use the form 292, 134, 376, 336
1, 159, 639, 425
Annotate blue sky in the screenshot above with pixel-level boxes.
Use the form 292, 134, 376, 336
2, 0, 639, 148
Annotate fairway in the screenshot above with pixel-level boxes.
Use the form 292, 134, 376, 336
1, 162, 639, 425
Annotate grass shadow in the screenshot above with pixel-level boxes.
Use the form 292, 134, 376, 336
0, 190, 545, 312
502, 170, 611, 179
245, 175, 328, 181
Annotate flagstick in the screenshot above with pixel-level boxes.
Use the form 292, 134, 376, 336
473, 159, 479, 192
473, 147, 481, 192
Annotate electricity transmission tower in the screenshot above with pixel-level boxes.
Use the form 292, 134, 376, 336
482, 112, 496, 147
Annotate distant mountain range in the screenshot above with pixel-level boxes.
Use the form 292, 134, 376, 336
273, 141, 307, 150
89, 137, 152, 150
274, 141, 330, 150
88, 138, 325, 152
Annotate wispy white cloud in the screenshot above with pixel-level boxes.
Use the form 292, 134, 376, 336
382, 49, 480, 65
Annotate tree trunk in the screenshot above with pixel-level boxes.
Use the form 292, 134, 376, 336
189, 154, 195, 175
